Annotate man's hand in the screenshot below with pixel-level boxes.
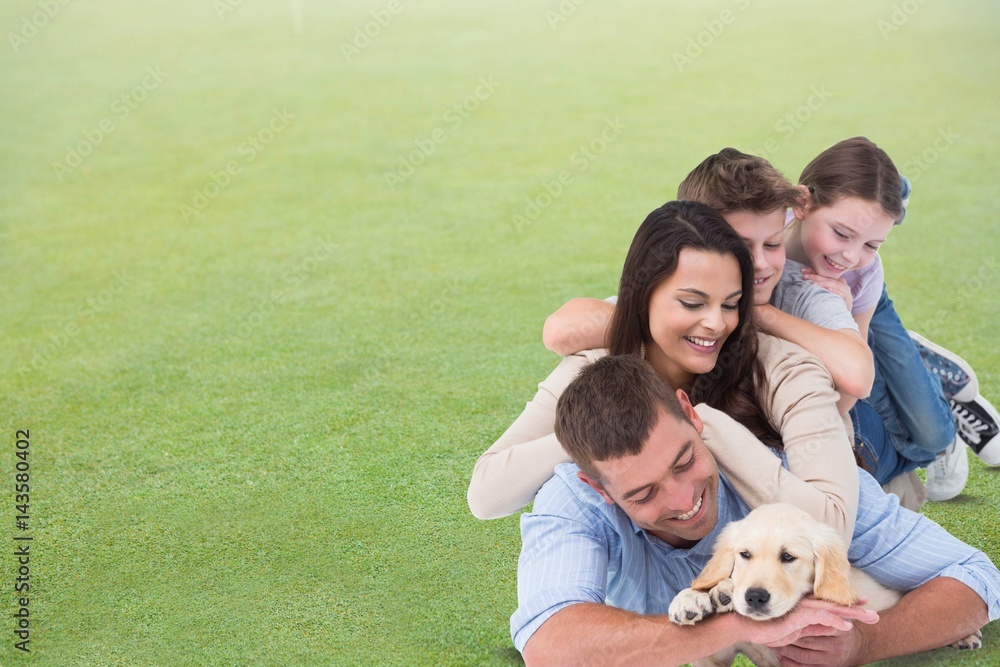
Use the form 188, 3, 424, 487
801, 268, 853, 311
770, 625, 863, 667
743, 598, 878, 651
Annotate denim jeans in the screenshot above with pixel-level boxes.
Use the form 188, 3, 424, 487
849, 285, 955, 484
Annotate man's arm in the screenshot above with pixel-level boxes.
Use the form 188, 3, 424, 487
777, 471, 1000, 666
542, 298, 613, 356
773, 577, 988, 666
523, 600, 875, 667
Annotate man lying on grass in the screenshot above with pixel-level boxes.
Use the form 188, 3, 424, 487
513, 355, 1000, 666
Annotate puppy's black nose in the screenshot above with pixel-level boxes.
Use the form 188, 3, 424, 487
745, 587, 770, 610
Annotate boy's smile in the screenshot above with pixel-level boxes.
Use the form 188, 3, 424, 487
723, 209, 787, 305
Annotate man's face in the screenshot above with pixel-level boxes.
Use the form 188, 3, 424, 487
578, 394, 720, 549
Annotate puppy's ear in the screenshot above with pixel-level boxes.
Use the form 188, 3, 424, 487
812, 533, 857, 606
691, 531, 736, 591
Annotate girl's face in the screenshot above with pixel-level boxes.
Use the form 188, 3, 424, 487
645, 249, 742, 389
723, 209, 786, 306
794, 196, 896, 279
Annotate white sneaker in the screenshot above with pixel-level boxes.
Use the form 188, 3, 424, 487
925, 435, 969, 502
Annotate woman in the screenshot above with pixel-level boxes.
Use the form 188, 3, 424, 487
467, 201, 859, 544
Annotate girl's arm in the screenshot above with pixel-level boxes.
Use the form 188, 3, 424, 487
755, 303, 874, 413
468, 352, 599, 519
542, 298, 614, 356
703, 334, 860, 545
853, 306, 876, 344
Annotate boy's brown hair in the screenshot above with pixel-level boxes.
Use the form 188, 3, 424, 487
677, 148, 802, 214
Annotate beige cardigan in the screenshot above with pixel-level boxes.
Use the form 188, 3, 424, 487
468, 334, 860, 545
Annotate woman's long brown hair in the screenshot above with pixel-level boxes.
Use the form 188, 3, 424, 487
608, 200, 783, 450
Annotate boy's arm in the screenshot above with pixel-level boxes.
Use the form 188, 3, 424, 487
542, 298, 613, 356
755, 304, 874, 410
523, 600, 874, 667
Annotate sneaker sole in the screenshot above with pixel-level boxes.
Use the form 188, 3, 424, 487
962, 396, 1000, 466
925, 439, 969, 501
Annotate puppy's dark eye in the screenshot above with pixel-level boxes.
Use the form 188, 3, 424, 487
780, 552, 797, 563
739, 550, 751, 560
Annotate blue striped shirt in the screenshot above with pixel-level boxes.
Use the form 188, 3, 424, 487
511, 464, 1000, 651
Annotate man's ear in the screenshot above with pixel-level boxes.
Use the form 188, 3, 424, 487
675, 389, 704, 435
791, 184, 812, 221
577, 471, 615, 505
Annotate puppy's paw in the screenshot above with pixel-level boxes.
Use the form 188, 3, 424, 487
950, 629, 982, 650
709, 578, 735, 614
669, 587, 714, 626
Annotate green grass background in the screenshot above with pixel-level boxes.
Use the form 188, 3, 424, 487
1, 0, 998, 665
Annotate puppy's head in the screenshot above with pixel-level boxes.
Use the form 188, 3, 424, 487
691, 503, 857, 620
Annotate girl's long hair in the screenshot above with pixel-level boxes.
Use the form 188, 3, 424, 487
608, 200, 783, 450
799, 136, 904, 223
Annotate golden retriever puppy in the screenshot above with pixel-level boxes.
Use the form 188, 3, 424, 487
668, 503, 982, 667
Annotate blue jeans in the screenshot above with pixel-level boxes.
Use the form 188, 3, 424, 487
849, 285, 955, 484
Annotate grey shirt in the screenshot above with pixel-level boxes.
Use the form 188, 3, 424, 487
771, 259, 859, 332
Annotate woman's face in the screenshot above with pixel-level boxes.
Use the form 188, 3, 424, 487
795, 196, 896, 279
645, 249, 743, 389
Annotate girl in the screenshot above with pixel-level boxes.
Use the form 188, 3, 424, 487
468, 201, 859, 545
787, 137, 1000, 500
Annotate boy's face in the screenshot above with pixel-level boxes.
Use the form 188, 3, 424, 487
723, 209, 787, 306
793, 196, 895, 279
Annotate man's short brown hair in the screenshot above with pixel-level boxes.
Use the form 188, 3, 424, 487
677, 148, 802, 215
554, 355, 689, 481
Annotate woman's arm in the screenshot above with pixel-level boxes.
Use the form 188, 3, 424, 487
699, 335, 860, 545
542, 298, 614, 356
755, 303, 874, 412
468, 352, 599, 519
